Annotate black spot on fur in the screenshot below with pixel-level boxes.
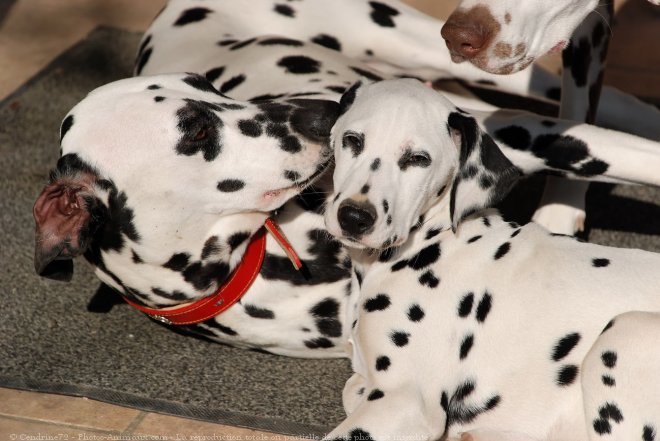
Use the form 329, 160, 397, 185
218, 39, 238, 46
444, 379, 501, 428
552, 333, 581, 361
467, 235, 482, 244
197, 319, 238, 337
557, 365, 579, 386
304, 337, 334, 349
407, 304, 425, 322
371, 158, 381, 171
238, 119, 263, 137
419, 270, 440, 288
284, 170, 301, 182
602, 351, 617, 368
154, 96, 165, 102
391, 331, 410, 347
201, 236, 222, 260
376, 356, 391, 371
227, 232, 250, 251
459, 334, 474, 360
592, 258, 610, 267
494, 126, 531, 151
475, 293, 492, 323
219, 74, 246, 94
183, 74, 225, 97
277, 55, 321, 74
425, 228, 441, 240
176, 100, 223, 160
510, 228, 521, 238
229, 38, 257, 51
644, 426, 656, 441
593, 403, 624, 435
60, 115, 74, 142
602, 375, 616, 387
494, 242, 511, 260
205, 66, 225, 83
131, 250, 143, 264
174, 7, 212, 26
164, 253, 191, 272
364, 294, 391, 312
216, 179, 245, 192
408, 243, 441, 270
546, 87, 561, 101
311, 34, 342, 51
310, 298, 342, 338
258, 37, 304, 47
458, 293, 474, 318
360, 184, 370, 194
244, 304, 275, 319
369, 1, 399, 27
350, 66, 384, 81
274, 3, 295, 17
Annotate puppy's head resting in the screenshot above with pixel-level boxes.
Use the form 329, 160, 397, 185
325, 78, 520, 250
33, 73, 339, 307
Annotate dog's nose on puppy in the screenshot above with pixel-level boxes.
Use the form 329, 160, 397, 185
338, 200, 377, 238
441, 6, 498, 60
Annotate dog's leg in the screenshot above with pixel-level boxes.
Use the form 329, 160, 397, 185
324, 387, 443, 441
531, 1, 613, 235
472, 108, 660, 187
582, 312, 660, 441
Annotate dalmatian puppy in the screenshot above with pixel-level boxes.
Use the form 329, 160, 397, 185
442, 0, 660, 235
324, 78, 660, 440
33, 2, 660, 360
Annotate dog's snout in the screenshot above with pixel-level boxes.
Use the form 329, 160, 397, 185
338, 200, 377, 238
441, 6, 498, 60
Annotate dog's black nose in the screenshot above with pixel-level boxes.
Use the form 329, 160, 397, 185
338, 200, 377, 237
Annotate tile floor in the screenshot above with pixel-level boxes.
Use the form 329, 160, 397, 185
1, 0, 658, 438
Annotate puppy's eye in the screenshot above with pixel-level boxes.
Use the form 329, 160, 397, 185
342, 132, 365, 157
398, 150, 431, 170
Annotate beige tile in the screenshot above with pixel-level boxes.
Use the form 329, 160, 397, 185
0, 388, 140, 432
0, 415, 116, 438
133, 413, 310, 440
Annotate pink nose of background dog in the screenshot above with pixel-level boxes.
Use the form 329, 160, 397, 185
441, 5, 499, 60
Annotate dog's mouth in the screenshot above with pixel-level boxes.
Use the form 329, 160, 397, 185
262, 155, 331, 201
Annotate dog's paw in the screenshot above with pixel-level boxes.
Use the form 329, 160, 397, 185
532, 203, 586, 236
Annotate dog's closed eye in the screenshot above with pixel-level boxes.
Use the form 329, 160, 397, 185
342, 131, 365, 157
194, 127, 209, 141
398, 149, 431, 170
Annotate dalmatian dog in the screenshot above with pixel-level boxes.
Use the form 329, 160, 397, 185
324, 78, 660, 441
442, 0, 660, 236
33, 1, 660, 362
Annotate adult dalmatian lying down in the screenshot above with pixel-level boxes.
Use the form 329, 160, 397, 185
324, 79, 660, 441
33, 22, 660, 360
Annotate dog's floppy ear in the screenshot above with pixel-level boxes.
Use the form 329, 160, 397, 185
287, 99, 341, 144
448, 111, 521, 232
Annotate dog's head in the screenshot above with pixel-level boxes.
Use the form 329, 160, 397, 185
441, 0, 599, 74
325, 79, 520, 250
34, 73, 339, 306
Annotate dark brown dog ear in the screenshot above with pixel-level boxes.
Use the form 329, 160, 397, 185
448, 111, 521, 231
33, 181, 99, 281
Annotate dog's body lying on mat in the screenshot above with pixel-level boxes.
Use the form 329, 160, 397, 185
34, 0, 660, 361
324, 79, 660, 441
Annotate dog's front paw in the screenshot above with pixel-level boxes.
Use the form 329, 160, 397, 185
532, 203, 586, 236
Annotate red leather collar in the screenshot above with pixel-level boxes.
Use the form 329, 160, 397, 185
122, 218, 299, 325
